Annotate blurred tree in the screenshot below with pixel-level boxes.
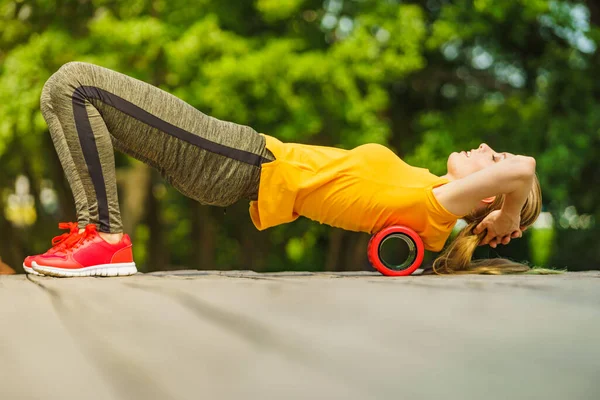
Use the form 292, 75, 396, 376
0, 0, 598, 271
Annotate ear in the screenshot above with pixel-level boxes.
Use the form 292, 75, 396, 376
481, 196, 496, 204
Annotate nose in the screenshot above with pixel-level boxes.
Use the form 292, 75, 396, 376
479, 143, 490, 152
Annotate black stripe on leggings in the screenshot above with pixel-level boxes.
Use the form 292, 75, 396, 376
72, 88, 112, 232
76, 86, 269, 165
72, 85, 270, 232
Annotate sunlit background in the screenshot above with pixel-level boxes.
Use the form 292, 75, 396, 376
1, 0, 599, 273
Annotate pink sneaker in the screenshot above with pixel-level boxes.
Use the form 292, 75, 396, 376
33, 224, 137, 277
23, 222, 79, 275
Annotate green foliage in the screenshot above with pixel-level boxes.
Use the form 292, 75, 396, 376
530, 228, 555, 266
0, 0, 599, 271
256, 0, 306, 22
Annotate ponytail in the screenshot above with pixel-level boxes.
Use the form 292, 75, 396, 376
428, 174, 564, 275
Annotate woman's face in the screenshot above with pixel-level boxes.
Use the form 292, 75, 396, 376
447, 143, 515, 179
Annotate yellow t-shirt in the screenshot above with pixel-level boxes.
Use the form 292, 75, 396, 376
249, 135, 462, 252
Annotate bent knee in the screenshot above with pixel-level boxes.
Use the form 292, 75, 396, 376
41, 61, 93, 104
55, 61, 94, 77
44, 61, 94, 88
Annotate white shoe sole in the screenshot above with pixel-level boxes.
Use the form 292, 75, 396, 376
32, 261, 137, 277
23, 263, 42, 276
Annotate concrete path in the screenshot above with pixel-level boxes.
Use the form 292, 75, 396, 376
1, 271, 599, 400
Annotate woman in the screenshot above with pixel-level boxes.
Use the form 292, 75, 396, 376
26, 61, 541, 277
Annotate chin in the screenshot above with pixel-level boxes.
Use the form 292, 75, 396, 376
447, 154, 470, 179
447, 153, 459, 173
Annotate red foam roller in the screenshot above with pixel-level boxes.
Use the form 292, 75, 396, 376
368, 226, 424, 276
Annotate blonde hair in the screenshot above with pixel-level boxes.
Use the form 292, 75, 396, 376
429, 174, 563, 275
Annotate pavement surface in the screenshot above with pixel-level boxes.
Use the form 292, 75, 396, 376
1, 270, 599, 400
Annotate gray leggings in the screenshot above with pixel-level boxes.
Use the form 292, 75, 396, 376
40, 62, 274, 233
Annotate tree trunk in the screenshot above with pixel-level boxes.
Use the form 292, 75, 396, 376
325, 228, 345, 271
44, 132, 76, 221
144, 170, 168, 272
191, 201, 217, 271
117, 161, 151, 236
586, 0, 600, 26
348, 233, 370, 271
0, 195, 24, 272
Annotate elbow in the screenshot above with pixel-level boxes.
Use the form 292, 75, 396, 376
513, 156, 536, 180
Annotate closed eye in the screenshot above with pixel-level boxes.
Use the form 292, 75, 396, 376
492, 153, 506, 162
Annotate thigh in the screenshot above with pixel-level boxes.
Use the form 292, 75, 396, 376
64, 62, 270, 205
109, 127, 264, 205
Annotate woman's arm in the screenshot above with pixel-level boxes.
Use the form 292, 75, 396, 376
499, 159, 535, 216
432, 156, 536, 217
